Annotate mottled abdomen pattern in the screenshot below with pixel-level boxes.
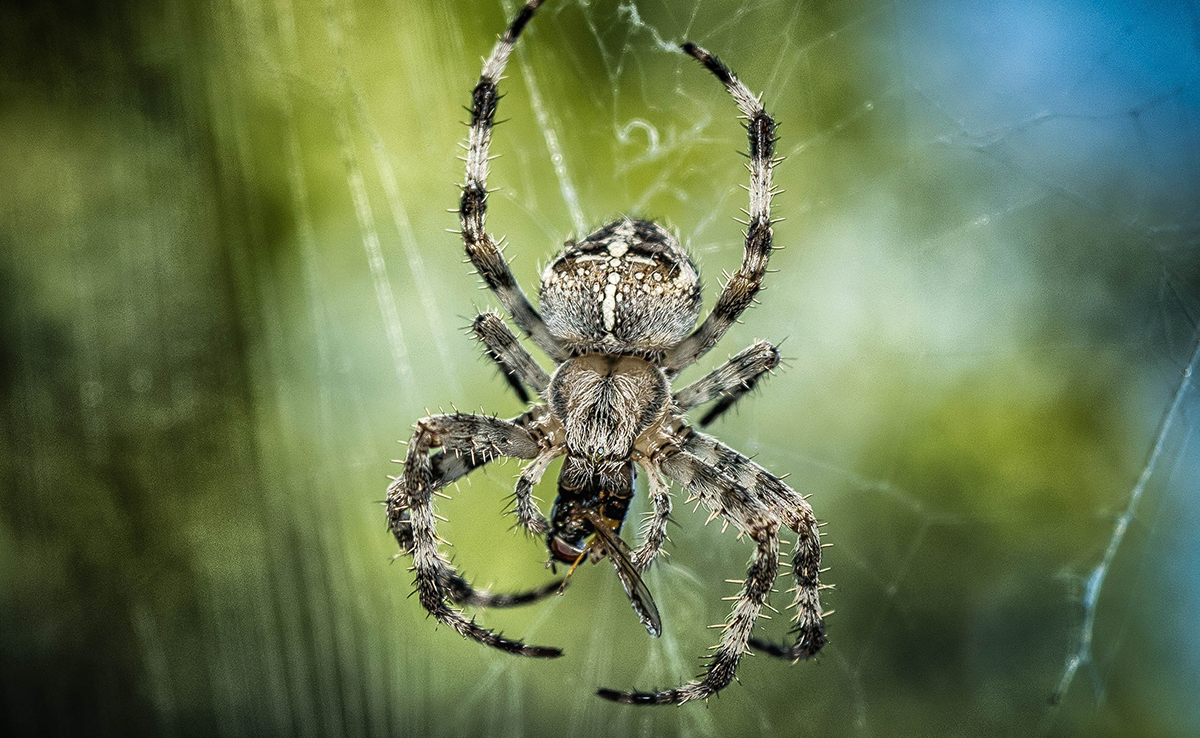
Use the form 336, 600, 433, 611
540, 219, 702, 356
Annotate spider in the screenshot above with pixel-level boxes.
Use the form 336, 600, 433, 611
386, 0, 828, 705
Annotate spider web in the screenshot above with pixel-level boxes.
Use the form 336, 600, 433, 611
1, 0, 1198, 737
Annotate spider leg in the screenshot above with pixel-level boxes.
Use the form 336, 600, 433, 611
665, 44, 779, 374
415, 405, 544, 483
508, 446, 560, 534
392, 406, 545, 524
599, 451, 780, 704
461, 0, 566, 361
672, 340, 780, 426
473, 311, 550, 404
388, 412, 562, 656
392, 505, 562, 609
631, 461, 672, 571
445, 573, 563, 609
681, 430, 827, 661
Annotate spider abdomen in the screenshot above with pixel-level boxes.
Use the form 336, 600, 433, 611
539, 219, 701, 356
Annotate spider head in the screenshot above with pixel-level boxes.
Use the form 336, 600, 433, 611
539, 218, 702, 356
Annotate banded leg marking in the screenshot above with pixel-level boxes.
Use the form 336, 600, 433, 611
666, 44, 780, 373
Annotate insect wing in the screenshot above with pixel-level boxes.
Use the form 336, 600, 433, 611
587, 516, 662, 638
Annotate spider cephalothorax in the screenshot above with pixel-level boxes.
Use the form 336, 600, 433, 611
386, 0, 829, 705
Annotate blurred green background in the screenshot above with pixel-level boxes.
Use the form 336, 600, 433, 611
2, 0, 1198, 736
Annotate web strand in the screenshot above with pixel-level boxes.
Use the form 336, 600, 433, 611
1050, 329, 1200, 705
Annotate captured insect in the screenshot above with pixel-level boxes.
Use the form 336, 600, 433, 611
386, 0, 828, 705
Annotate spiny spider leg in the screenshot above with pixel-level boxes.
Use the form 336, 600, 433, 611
393, 505, 562, 609
415, 406, 543, 487
509, 447, 562, 534
662, 43, 782, 372
388, 412, 562, 656
398, 406, 544, 514
672, 340, 780, 426
665, 44, 780, 374
473, 311, 550, 403
461, 0, 566, 361
446, 575, 563, 609
681, 430, 827, 660
600, 450, 780, 704
631, 461, 672, 571
395, 497, 564, 608
745, 533, 828, 661
393, 415, 566, 612
681, 431, 818, 543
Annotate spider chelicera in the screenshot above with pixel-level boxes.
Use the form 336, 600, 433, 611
386, 0, 828, 705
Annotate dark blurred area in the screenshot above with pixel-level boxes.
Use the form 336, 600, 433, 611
2, 0, 1198, 736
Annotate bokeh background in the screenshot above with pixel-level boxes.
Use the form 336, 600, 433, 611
2, 0, 1199, 736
